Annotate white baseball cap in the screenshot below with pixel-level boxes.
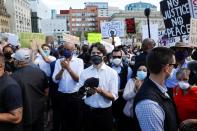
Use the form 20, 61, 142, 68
11, 48, 31, 61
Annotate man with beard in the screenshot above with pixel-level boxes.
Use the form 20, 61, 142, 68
133, 47, 179, 131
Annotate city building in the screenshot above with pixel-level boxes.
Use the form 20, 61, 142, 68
69, 6, 98, 35
40, 10, 68, 42
29, 0, 51, 32
125, 2, 157, 11
85, 2, 108, 17
0, 0, 10, 32
60, 10, 70, 31
108, 6, 121, 17
5, 0, 31, 34
84, 2, 111, 32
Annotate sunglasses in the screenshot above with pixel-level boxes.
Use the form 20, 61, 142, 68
113, 56, 122, 59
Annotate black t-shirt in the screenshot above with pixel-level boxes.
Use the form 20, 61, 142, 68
11, 64, 48, 126
0, 73, 22, 131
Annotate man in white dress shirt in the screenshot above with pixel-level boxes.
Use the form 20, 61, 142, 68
52, 42, 84, 131
77, 43, 118, 131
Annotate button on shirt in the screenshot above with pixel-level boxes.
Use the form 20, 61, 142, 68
135, 78, 169, 131
52, 57, 84, 93
34, 54, 56, 77
77, 63, 119, 108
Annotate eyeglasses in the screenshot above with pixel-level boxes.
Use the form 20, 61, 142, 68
168, 63, 178, 67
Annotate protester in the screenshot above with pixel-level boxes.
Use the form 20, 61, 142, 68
0, 36, 9, 53
52, 42, 84, 131
11, 48, 48, 131
34, 44, 56, 77
109, 48, 132, 131
133, 38, 155, 77
122, 65, 147, 131
77, 43, 118, 131
49, 44, 64, 131
166, 42, 193, 97
78, 44, 91, 69
173, 62, 197, 131
0, 53, 23, 131
3, 45, 16, 73
133, 47, 178, 131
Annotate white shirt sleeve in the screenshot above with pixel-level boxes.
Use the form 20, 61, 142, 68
123, 79, 136, 101
52, 59, 62, 83
109, 70, 119, 100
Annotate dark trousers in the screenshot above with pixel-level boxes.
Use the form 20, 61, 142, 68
50, 84, 61, 131
23, 116, 44, 131
121, 115, 136, 131
84, 104, 113, 131
59, 91, 83, 131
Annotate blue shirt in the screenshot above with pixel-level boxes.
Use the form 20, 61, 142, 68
165, 60, 188, 88
111, 63, 132, 89
135, 78, 169, 131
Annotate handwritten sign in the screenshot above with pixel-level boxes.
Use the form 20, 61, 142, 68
189, 18, 197, 47
101, 21, 125, 38
88, 33, 102, 44
160, 0, 191, 38
20, 32, 45, 48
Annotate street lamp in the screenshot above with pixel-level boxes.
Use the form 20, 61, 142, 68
144, 8, 151, 38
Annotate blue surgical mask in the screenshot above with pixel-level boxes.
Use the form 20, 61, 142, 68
64, 49, 73, 58
137, 71, 147, 80
43, 50, 50, 56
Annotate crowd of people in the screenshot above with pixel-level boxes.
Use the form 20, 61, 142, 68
0, 36, 197, 131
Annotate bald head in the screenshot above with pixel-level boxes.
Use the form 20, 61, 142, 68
141, 38, 155, 51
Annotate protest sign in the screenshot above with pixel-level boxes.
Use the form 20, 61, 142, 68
87, 33, 102, 44
20, 32, 45, 48
160, 0, 191, 38
189, 18, 197, 47
101, 21, 125, 38
125, 18, 136, 34
188, 0, 197, 18
63, 33, 80, 45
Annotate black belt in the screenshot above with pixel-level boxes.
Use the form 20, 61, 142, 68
85, 104, 111, 112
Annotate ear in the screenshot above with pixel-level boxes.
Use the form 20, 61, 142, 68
162, 65, 169, 73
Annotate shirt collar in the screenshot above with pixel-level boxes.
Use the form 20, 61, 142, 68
149, 78, 168, 94
90, 62, 107, 70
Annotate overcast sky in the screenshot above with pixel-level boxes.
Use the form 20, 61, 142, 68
41, 0, 161, 13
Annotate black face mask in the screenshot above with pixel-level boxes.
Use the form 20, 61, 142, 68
175, 50, 188, 61
4, 52, 12, 59
91, 55, 103, 65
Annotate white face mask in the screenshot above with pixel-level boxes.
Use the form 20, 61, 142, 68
178, 81, 190, 90
112, 58, 122, 66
